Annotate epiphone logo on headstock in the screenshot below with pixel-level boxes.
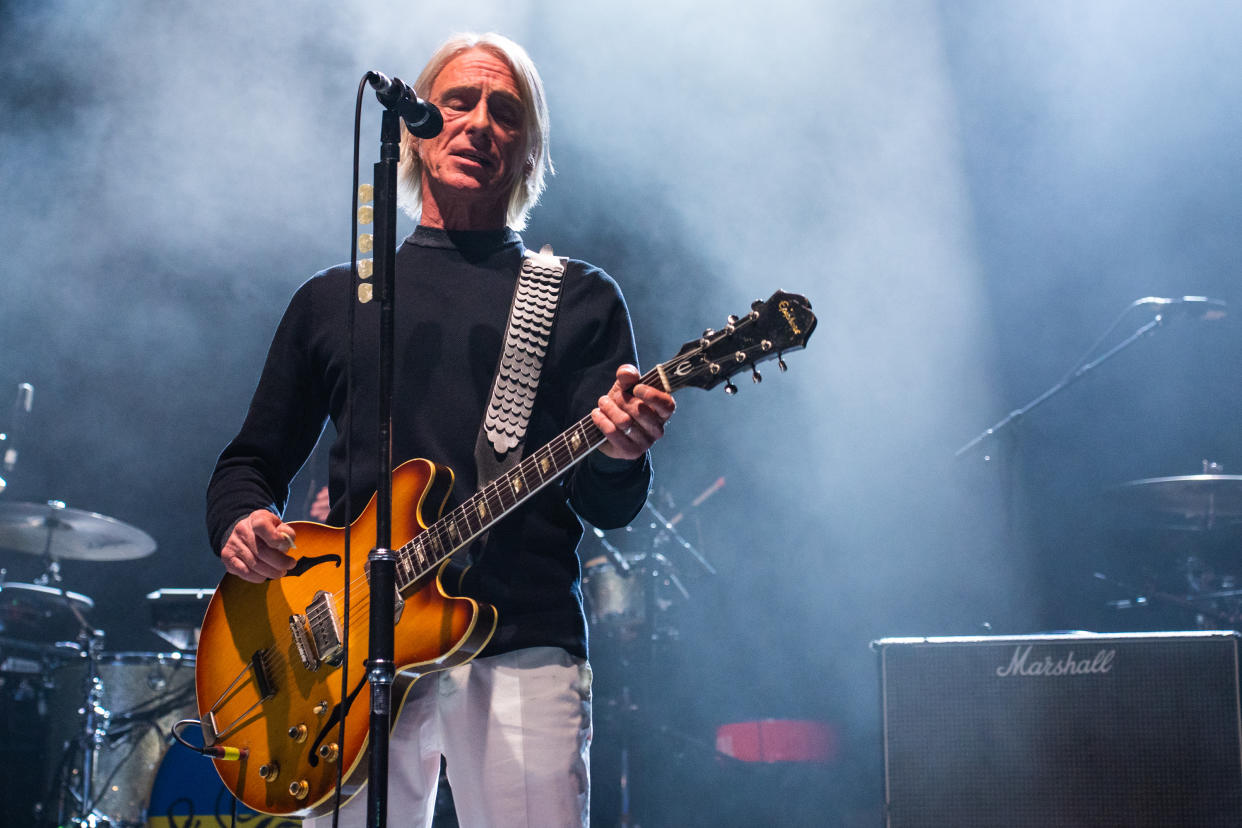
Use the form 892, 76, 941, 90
778, 300, 802, 335
673, 360, 693, 376
995, 644, 1116, 677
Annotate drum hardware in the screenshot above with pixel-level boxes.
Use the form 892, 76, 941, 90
1095, 569, 1242, 629
50, 648, 199, 827
643, 495, 718, 576
586, 483, 721, 828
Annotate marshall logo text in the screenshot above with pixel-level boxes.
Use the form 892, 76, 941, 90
995, 644, 1116, 677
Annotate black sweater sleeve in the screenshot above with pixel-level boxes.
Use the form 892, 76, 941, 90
559, 262, 653, 529
205, 280, 329, 554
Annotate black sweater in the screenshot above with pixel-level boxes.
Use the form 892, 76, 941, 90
205, 226, 652, 659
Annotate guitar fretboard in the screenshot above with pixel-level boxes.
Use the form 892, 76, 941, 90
392, 366, 668, 590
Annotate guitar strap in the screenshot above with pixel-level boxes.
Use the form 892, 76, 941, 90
461, 244, 567, 563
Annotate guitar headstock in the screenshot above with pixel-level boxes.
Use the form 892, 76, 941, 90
660, 290, 816, 393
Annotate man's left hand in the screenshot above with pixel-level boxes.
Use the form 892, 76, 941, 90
593, 364, 676, 461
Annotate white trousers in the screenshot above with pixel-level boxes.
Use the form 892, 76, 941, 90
304, 646, 592, 828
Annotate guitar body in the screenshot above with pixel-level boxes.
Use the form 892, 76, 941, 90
195, 458, 497, 817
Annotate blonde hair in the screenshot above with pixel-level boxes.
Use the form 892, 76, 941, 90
397, 32, 553, 231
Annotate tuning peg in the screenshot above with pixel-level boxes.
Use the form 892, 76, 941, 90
724, 379, 738, 395
777, 352, 788, 372
751, 366, 762, 383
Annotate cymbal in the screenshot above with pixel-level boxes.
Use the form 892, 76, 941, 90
1111, 475, 1242, 529
0, 501, 156, 561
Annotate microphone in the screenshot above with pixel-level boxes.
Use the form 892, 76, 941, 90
1134, 296, 1227, 321
2, 383, 33, 473
366, 71, 443, 138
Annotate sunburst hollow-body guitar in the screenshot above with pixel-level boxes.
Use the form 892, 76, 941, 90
194, 290, 816, 817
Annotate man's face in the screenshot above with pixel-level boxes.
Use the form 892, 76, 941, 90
418, 48, 526, 210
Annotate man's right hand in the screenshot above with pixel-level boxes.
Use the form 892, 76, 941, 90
221, 509, 297, 583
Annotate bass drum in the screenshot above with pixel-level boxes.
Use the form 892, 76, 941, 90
49, 651, 197, 827
145, 730, 301, 827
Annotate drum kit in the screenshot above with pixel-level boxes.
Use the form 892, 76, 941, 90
0, 501, 263, 827
581, 484, 720, 828
1103, 460, 1242, 628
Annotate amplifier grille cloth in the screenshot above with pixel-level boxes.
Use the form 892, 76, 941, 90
879, 633, 1242, 827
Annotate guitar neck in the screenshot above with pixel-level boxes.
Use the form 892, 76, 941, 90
391, 365, 665, 590
386, 288, 818, 591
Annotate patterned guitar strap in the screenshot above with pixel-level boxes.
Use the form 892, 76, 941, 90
462, 244, 567, 566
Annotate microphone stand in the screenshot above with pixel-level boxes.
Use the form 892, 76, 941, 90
365, 106, 400, 828
955, 313, 1168, 458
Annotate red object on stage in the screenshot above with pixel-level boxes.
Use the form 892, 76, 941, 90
715, 719, 837, 763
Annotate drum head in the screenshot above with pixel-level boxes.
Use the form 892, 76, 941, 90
0, 582, 93, 643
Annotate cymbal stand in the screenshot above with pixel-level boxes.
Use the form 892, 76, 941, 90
643, 501, 715, 576
609, 511, 702, 827
28, 501, 110, 827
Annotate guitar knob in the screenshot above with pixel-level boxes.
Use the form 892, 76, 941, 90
289, 780, 310, 800
288, 724, 308, 743
313, 700, 330, 716
318, 742, 340, 763
778, 353, 788, 372
751, 367, 762, 384
259, 762, 280, 782
724, 380, 738, 395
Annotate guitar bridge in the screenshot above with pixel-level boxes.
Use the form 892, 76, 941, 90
289, 613, 320, 671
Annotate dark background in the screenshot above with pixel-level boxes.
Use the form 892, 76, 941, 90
3, 1, 1241, 825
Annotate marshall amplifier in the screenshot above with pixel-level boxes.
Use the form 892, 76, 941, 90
875, 631, 1242, 827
